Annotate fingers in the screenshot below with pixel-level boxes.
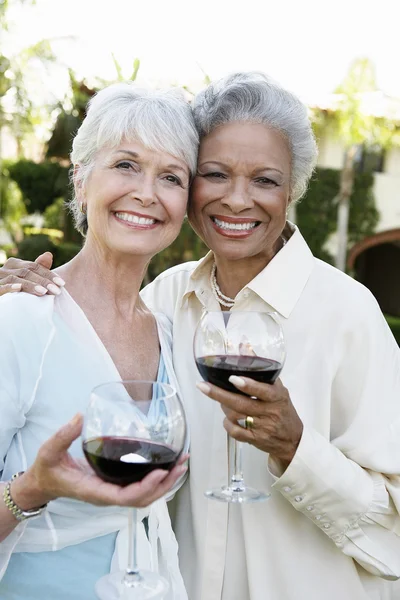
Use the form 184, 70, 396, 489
0, 282, 23, 296
0, 258, 64, 296
196, 381, 262, 416
35, 252, 54, 270
81, 461, 188, 508
118, 462, 188, 507
227, 375, 285, 400
223, 417, 255, 443
38, 413, 83, 465
220, 404, 245, 423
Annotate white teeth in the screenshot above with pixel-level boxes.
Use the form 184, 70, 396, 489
115, 212, 156, 225
213, 217, 258, 231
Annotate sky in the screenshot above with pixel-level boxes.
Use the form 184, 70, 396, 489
4, 0, 400, 104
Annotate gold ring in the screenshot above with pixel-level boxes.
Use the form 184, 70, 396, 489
245, 416, 254, 430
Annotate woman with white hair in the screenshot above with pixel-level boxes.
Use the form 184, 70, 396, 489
2, 72, 400, 600
0, 82, 198, 599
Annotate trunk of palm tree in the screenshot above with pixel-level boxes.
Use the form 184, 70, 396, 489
335, 146, 357, 271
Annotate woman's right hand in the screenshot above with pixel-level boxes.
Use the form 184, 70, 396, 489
0, 253, 65, 297
11, 414, 187, 512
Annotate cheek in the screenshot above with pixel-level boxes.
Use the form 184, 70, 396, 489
260, 190, 289, 218
166, 191, 189, 224
190, 178, 215, 208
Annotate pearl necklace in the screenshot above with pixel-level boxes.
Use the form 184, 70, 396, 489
210, 236, 287, 308
210, 262, 235, 308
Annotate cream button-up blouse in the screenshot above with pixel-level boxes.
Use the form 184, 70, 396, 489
141, 225, 400, 600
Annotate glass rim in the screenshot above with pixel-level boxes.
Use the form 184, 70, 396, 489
90, 379, 177, 401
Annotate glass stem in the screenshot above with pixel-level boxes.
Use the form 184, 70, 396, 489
124, 507, 141, 586
228, 435, 245, 492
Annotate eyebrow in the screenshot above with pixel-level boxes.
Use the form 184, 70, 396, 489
199, 161, 285, 176
114, 150, 188, 176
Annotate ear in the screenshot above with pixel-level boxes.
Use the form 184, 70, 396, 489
73, 164, 85, 201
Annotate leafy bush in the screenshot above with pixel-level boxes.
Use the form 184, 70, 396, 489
0, 161, 27, 240
53, 242, 82, 267
43, 198, 66, 231
8, 160, 70, 214
297, 167, 378, 262
16, 234, 57, 262
385, 315, 400, 346
146, 219, 208, 282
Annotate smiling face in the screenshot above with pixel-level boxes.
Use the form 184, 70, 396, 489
188, 122, 292, 264
76, 139, 190, 260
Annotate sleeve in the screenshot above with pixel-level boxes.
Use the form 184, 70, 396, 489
0, 298, 30, 578
0, 299, 26, 477
271, 291, 400, 580
0, 295, 54, 580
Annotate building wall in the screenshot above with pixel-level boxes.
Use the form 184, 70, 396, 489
317, 137, 400, 231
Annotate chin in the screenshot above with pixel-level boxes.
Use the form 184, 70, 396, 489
210, 242, 255, 262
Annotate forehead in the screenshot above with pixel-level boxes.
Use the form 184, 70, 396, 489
198, 122, 291, 168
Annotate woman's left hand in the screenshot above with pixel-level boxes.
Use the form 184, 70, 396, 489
196, 376, 303, 467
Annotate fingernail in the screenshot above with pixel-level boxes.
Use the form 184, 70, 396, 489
228, 375, 246, 389
34, 285, 47, 295
177, 466, 188, 476
70, 413, 82, 427
52, 276, 65, 287
47, 283, 61, 295
11, 283, 22, 291
196, 382, 211, 395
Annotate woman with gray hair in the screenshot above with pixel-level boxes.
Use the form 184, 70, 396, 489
2, 72, 400, 600
0, 81, 198, 599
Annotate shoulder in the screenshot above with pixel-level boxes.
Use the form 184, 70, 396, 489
150, 261, 200, 286
0, 292, 54, 321
0, 292, 54, 348
141, 259, 203, 316
311, 259, 381, 313
307, 259, 392, 340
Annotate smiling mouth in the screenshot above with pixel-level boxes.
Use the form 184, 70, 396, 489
114, 212, 158, 226
211, 216, 261, 231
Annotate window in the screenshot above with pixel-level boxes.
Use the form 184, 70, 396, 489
354, 144, 385, 173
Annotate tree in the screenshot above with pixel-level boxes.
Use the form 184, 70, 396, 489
316, 58, 400, 271
0, 0, 56, 228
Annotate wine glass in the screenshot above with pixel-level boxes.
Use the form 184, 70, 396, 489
82, 380, 187, 600
194, 311, 285, 503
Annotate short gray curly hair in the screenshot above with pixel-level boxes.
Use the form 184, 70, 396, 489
192, 72, 317, 202
69, 83, 199, 235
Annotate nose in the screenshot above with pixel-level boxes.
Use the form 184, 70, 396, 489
221, 178, 254, 213
131, 174, 156, 207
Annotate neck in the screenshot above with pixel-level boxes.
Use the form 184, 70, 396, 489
55, 237, 149, 320
213, 236, 286, 300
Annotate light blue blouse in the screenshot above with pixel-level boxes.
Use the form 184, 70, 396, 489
0, 353, 169, 600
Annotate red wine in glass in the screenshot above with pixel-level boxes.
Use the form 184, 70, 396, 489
195, 354, 282, 395
83, 436, 181, 486
193, 311, 286, 503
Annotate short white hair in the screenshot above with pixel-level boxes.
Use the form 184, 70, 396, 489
70, 83, 199, 235
193, 72, 318, 202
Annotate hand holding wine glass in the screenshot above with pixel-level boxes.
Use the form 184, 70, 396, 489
10, 413, 187, 518
82, 380, 187, 600
194, 311, 288, 503
197, 373, 303, 468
